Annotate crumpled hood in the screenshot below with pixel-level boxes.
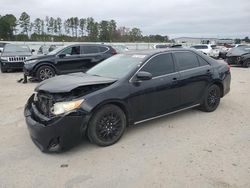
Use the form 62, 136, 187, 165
35, 72, 117, 93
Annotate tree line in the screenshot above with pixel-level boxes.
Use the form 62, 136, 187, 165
0, 12, 171, 43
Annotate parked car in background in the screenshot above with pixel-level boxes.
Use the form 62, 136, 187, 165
0, 42, 8, 54
111, 44, 129, 53
226, 45, 250, 67
24, 49, 231, 152
0, 44, 34, 73
190, 44, 220, 58
23, 44, 117, 81
37, 44, 63, 55
217, 45, 232, 59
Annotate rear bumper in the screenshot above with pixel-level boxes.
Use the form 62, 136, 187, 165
24, 95, 89, 152
222, 71, 231, 97
1, 61, 24, 69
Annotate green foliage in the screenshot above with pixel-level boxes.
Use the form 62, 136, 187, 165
243, 37, 250, 43
19, 12, 30, 35
235, 39, 241, 44
99, 20, 110, 42
0, 14, 17, 40
0, 12, 176, 43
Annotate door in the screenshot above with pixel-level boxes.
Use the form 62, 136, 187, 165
128, 53, 181, 122
173, 51, 213, 107
82, 45, 105, 69
55, 45, 83, 73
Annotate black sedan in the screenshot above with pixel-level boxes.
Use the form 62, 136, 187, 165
24, 49, 231, 152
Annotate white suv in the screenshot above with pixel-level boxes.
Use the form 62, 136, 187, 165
191, 44, 220, 58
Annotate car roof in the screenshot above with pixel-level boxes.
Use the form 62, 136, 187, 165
63, 43, 112, 48
123, 48, 197, 56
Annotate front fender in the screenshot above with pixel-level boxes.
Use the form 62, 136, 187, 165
34, 61, 58, 74
82, 99, 133, 125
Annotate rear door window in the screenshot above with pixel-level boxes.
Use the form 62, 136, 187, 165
99, 46, 109, 52
174, 52, 199, 71
82, 46, 100, 54
141, 53, 175, 77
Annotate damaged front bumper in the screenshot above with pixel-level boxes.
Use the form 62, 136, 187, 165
24, 94, 89, 152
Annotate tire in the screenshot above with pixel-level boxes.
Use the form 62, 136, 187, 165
242, 60, 249, 68
36, 65, 55, 81
87, 104, 127, 146
0, 63, 7, 73
1, 66, 7, 73
200, 84, 221, 112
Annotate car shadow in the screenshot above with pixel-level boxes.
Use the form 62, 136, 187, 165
55, 108, 202, 156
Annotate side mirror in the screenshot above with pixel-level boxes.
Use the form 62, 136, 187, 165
0, 50, 2, 53
58, 54, 66, 58
136, 71, 152, 81
31, 49, 35, 53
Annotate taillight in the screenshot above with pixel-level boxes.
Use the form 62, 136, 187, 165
227, 64, 231, 71
111, 48, 117, 55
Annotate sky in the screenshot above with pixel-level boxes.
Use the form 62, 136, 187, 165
0, 0, 249, 39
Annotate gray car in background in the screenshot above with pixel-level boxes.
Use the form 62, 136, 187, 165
226, 45, 250, 67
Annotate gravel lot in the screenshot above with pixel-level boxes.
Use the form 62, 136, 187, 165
0, 62, 250, 188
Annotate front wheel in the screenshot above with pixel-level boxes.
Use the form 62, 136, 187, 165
36, 65, 55, 82
0, 64, 7, 73
87, 104, 127, 146
200, 85, 221, 112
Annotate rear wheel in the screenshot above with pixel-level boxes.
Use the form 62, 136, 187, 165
200, 84, 221, 112
36, 65, 55, 81
87, 104, 126, 146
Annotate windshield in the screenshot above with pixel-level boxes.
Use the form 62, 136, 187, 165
47, 45, 65, 55
86, 54, 146, 79
4, 44, 30, 52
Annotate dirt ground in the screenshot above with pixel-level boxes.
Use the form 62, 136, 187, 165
0, 63, 250, 188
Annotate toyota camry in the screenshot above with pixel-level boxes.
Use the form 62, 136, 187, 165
24, 49, 231, 152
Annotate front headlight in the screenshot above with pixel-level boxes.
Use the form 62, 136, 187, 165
24, 59, 37, 64
51, 99, 84, 115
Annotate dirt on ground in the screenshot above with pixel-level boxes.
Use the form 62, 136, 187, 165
0, 64, 250, 188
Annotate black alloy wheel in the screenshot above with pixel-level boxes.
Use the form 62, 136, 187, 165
36, 66, 55, 81
87, 104, 126, 146
200, 84, 221, 112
